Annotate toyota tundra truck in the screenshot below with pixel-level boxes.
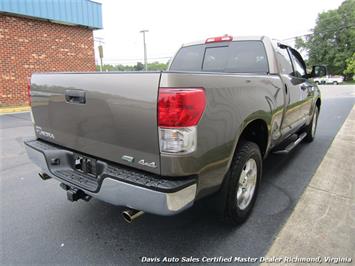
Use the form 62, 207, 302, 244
25, 35, 321, 225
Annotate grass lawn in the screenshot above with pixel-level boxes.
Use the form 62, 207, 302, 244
343, 80, 355, 85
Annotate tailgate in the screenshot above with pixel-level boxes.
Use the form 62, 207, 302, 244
31, 72, 161, 174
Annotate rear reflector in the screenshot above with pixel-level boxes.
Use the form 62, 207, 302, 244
205, 35, 233, 43
158, 88, 206, 127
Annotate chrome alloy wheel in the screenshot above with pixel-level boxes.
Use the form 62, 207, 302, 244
311, 108, 318, 138
236, 158, 257, 210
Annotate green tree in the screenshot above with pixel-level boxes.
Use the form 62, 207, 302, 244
134, 62, 144, 71
344, 53, 355, 78
295, 0, 355, 79
96, 64, 134, 71
147, 61, 168, 71
96, 61, 169, 72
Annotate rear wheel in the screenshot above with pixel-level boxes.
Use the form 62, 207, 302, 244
333, 81, 338, 85
304, 106, 319, 142
221, 141, 262, 225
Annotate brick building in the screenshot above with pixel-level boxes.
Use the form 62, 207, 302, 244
0, 0, 102, 106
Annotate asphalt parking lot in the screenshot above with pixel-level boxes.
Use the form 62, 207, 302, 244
1, 85, 354, 265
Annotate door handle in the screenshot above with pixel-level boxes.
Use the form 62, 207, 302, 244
301, 84, 314, 92
65, 90, 86, 104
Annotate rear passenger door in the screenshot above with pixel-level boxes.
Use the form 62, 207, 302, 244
275, 45, 306, 136
288, 48, 314, 120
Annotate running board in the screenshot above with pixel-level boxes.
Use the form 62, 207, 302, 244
273, 132, 307, 154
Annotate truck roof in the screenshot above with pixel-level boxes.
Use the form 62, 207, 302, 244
182, 36, 267, 47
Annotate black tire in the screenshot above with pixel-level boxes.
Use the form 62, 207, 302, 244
315, 81, 319, 85
221, 141, 262, 225
333, 81, 338, 85
304, 106, 319, 142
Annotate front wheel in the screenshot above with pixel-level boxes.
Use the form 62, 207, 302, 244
333, 81, 338, 85
222, 141, 262, 225
304, 106, 319, 142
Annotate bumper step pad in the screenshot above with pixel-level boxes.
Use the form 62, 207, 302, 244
25, 139, 196, 193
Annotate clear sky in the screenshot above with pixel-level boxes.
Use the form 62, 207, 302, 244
93, 0, 344, 65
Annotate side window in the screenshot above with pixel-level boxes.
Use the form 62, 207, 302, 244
276, 47, 293, 75
289, 50, 306, 78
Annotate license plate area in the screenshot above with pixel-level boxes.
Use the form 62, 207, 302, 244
73, 153, 97, 178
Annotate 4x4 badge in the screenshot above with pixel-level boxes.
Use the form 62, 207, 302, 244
138, 159, 157, 168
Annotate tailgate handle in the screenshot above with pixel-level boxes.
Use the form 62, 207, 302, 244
65, 90, 86, 104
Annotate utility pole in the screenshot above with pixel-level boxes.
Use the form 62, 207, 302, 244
94, 37, 105, 72
98, 45, 104, 72
140, 30, 149, 71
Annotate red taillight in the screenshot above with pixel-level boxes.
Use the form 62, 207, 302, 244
158, 88, 206, 127
205, 35, 233, 43
27, 78, 32, 105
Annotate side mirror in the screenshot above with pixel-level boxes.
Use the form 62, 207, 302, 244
309, 65, 327, 78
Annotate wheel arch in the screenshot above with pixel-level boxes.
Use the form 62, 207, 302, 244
237, 118, 269, 158
316, 97, 321, 110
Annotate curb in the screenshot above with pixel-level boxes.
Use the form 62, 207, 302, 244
0, 106, 30, 114
261, 105, 355, 265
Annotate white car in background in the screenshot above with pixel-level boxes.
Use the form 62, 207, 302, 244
314, 75, 344, 85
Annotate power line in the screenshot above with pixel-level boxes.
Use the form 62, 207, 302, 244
282, 33, 312, 41
282, 24, 355, 41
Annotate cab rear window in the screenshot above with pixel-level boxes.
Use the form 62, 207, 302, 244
170, 41, 269, 73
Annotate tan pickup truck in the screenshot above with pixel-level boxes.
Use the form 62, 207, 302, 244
25, 35, 321, 225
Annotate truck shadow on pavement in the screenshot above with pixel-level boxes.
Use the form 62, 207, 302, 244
55, 142, 313, 262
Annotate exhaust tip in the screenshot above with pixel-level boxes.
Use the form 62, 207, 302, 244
122, 211, 133, 223
122, 209, 144, 223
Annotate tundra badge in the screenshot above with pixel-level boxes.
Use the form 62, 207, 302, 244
35, 126, 55, 140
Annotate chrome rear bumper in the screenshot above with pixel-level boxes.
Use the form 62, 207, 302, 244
24, 139, 197, 216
